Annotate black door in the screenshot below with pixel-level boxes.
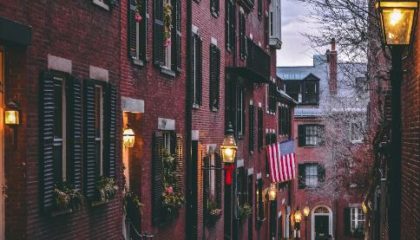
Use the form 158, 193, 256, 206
315, 216, 329, 240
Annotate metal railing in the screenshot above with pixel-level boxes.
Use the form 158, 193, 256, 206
125, 219, 154, 240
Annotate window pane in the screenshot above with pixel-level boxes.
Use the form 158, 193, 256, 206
54, 81, 63, 138
53, 144, 63, 182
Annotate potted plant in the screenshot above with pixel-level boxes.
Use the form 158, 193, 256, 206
53, 182, 83, 212
124, 191, 144, 221
206, 201, 222, 226
163, 2, 172, 47
238, 203, 252, 221
96, 176, 118, 202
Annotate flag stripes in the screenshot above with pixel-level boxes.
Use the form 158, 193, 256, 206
267, 141, 297, 183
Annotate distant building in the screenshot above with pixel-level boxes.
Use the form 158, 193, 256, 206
277, 39, 369, 240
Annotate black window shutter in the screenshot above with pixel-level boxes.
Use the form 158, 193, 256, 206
298, 164, 306, 189
258, 108, 263, 149
203, 156, 210, 213
139, 0, 147, 61
318, 164, 325, 183
153, 0, 164, 65
172, 0, 182, 71
298, 125, 305, 146
258, 0, 262, 17
211, 0, 219, 15
249, 104, 255, 152
104, 84, 117, 177
225, 0, 231, 50
215, 154, 222, 207
196, 36, 203, 105
152, 131, 164, 225
40, 71, 56, 210
84, 80, 97, 199
68, 77, 83, 190
230, 1, 236, 51
128, 0, 138, 59
209, 45, 220, 110
344, 207, 351, 236
175, 134, 184, 191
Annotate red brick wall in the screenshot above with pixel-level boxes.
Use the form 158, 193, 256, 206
400, 15, 420, 240
1, 1, 122, 239
119, 0, 187, 238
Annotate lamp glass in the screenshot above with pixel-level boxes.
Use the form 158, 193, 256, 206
5, 110, 19, 125
303, 206, 310, 217
221, 133, 237, 163
268, 184, 277, 201
376, 1, 418, 45
123, 128, 135, 148
294, 209, 302, 223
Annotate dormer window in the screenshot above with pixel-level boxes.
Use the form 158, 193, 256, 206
302, 80, 319, 105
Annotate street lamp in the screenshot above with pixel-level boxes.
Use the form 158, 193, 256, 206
268, 183, 277, 201
376, 1, 418, 45
5, 101, 20, 126
220, 122, 237, 164
376, 1, 418, 239
294, 208, 302, 239
123, 125, 135, 148
303, 206, 310, 240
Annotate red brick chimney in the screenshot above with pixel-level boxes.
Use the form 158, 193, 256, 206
327, 38, 337, 94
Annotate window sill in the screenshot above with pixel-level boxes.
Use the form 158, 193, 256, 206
131, 57, 145, 67
50, 208, 74, 217
90, 199, 111, 207
210, 106, 219, 112
211, 10, 219, 18
160, 67, 176, 78
192, 103, 201, 109
350, 139, 363, 144
92, 0, 110, 10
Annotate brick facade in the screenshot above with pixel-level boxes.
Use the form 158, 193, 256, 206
1, 1, 122, 239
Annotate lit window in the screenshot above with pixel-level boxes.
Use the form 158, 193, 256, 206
94, 86, 104, 176
53, 77, 67, 182
350, 207, 365, 234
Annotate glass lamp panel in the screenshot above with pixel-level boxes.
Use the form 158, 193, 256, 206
382, 8, 415, 45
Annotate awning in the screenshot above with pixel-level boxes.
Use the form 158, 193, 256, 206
0, 17, 32, 46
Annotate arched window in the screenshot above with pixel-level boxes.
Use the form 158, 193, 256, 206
314, 206, 329, 214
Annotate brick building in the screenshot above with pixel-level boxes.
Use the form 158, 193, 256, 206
0, 0, 122, 239
278, 40, 369, 240
364, 1, 420, 239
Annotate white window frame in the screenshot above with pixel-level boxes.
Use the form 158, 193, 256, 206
350, 207, 365, 233
53, 76, 67, 182
269, 0, 282, 48
163, 0, 172, 69
163, 131, 173, 154
209, 153, 216, 199
305, 164, 318, 188
95, 85, 104, 176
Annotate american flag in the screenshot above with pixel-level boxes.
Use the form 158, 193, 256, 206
267, 140, 297, 183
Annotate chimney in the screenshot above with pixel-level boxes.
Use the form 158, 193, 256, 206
327, 38, 337, 95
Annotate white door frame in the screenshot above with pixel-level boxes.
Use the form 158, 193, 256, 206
0, 47, 5, 239
311, 205, 333, 240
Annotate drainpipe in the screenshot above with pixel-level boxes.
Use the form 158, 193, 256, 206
185, 0, 195, 239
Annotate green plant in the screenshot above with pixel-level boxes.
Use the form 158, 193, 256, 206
163, 2, 172, 46
96, 176, 118, 201
207, 201, 222, 217
161, 149, 184, 219
53, 182, 83, 211
134, 0, 143, 22
238, 203, 252, 220
124, 191, 144, 222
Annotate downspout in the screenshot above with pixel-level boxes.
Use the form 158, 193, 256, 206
185, 0, 194, 239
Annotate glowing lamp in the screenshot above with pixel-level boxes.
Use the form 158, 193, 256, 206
5, 101, 20, 126
303, 206, 310, 217
294, 209, 302, 223
123, 126, 135, 148
268, 183, 277, 201
362, 201, 369, 214
376, 1, 418, 45
220, 122, 237, 164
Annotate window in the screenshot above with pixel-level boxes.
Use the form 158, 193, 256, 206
355, 77, 367, 94
152, 131, 183, 225
302, 80, 319, 105
94, 86, 104, 176
209, 44, 221, 111
298, 163, 325, 188
268, 83, 277, 113
284, 81, 301, 103
53, 76, 67, 182
350, 121, 364, 142
225, 0, 235, 52
210, 0, 219, 16
345, 207, 365, 237
191, 33, 203, 106
279, 104, 290, 136
236, 167, 247, 206
128, 0, 147, 65
237, 87, 245, 136
239, 11, 247, 59
153, 0, 181, 73
257, 0, 262, 17
204, 151, 222, 217
256, 178, 264, 222
298, 124, 324, 147
268, 0, 282, 48
225, 77, 244, 137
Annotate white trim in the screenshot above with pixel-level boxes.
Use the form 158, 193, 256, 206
247, 168, 254, 175
158, 118, 176, 131
311, 205, 333, 240
48, 55, 72, 73
257, 173, 262, 179
89, 65, 109, 82
211, 37, 218, 46
191, 130, 200, 141
92, 0, 110, 10
192, 25, 199, 34
121, 97, 145, 113
236, 159, 244, 168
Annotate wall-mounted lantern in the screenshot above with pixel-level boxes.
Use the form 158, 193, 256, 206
303, 206, 310, 217
123, 125, 135, 148
294, 208, 302, 224
5, 101, 20, 126
220, 122, 237, 164
268, 183, 277, 201
376, 0, 419, 46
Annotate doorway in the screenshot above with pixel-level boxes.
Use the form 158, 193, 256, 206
311, 206, 333, 240
0, 47, 5, 239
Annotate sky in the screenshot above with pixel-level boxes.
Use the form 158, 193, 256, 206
276, 0, 321, 67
